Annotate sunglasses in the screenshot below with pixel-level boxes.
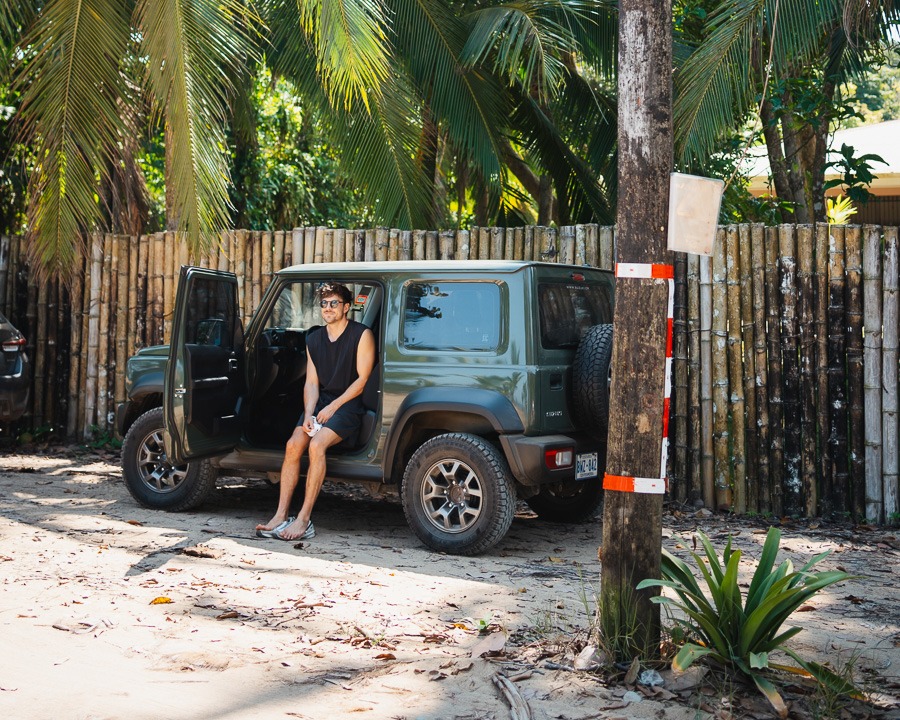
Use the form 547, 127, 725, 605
319, 299, 345, 308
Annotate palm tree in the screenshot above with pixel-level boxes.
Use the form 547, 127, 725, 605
674, 0, 900, 222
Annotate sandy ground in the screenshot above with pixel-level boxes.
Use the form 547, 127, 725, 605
1, 447, 899, 720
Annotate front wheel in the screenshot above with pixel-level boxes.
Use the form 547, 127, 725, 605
121, 407, 216, 510
401, 433, 515, 555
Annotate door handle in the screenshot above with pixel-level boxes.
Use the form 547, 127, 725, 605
228, 358, 238, 372
174, 387, 186, 397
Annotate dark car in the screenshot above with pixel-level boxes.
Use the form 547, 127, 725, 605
0, 310, 30, 422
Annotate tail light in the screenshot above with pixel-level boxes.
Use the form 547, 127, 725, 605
544, 448, 574, 470
2, 336, 26, 352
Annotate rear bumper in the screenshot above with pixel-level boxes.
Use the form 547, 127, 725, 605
500, 433, 605, 486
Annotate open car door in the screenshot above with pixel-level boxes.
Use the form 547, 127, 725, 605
164, 267, 244, 464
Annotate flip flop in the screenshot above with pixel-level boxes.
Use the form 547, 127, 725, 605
256, 516, 295, 539
273, 520, 315, 541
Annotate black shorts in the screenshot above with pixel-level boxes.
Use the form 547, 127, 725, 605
297, 402, 363, 441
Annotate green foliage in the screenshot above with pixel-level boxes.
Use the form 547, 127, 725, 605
824, 143, 886, 206
637, 528, 855, 715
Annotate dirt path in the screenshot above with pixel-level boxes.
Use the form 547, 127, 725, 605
1, 447, 898, 720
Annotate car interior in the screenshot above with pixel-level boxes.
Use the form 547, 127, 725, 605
242, 282, 383, 452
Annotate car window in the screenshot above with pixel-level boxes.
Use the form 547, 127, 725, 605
538, 282, 612, 349
402, 281, 501, 352
184, 277, 238, 347
264, 281, 379, 331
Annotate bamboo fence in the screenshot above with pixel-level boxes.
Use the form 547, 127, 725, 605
1, 222, 898, 524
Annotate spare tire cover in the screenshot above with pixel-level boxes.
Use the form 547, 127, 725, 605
572, 324, 613, 438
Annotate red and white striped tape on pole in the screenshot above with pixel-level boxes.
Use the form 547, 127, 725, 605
602, 262, 674, 495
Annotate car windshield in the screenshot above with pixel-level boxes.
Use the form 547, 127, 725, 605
538, 282, 612, 349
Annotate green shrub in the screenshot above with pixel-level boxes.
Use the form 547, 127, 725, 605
637, 527, 856, 716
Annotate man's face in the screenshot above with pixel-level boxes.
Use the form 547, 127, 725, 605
319, 293, 349, 323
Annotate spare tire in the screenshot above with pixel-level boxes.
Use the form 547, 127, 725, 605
572, 323, 613, 439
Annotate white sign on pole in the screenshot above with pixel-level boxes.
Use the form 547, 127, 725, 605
667, 173, 724, 256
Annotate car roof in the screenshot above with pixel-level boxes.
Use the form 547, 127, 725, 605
276, 260, 604, 275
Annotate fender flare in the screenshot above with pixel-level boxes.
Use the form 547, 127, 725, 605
384, 387, 524, 476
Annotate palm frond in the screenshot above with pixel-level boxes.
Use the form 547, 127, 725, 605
297, 0, 392, 110
462, 1, 572, 101
390, 0, 506, 188
328, 74, 432, 228
15, 0, 132, 279
138, 0, 256, 254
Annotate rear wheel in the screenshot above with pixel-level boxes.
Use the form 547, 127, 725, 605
121, 407, 216, 510
401, 433, 515, 555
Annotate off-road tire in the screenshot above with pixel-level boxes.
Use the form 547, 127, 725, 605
525, 478, 603, 522
401, 433, 515, 556
573, 323, 613, 439
121, 407, 216, 510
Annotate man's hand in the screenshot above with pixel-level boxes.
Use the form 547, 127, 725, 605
314, 403, 337, 424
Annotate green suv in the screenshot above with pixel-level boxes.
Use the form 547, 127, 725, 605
117, 260, 614, 555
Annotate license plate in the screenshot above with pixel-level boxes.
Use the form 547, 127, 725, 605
576, 452, 598, 480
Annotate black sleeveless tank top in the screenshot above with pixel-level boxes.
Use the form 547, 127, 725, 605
306, 320, 367, 411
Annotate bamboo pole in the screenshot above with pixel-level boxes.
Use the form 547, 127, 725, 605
333, 229, 346, 264
313, 226, 325, 264
575, 225, 587, 267
84, 234, 103, 439
33, 271, 48, 429
163, 231, 175, 343
514, 227, 524, 262
505, 227, 516, 261
864, 225, 885, 522
687, 253, 702, 503
671, 251, 689, 503
97, 234, 112, 433
52, 281, 66, 428
67, 254, 84, 437
303, 226, 316, 265
491, 226, 504, 260
44, 277, 59, 428
273, 230, 285, 272
779, 224, 802, 515
738, 225, 758, 513
344, 227, 354, 263
699, 254, 715, 508
559, 226, 574, 264
599, 226, 614, 271
814, 223, 831, 517
725, 225, 746, 512
522, 227, 533, 263
291, 228, 303, 267
439, 230, 453, 260
413, 230, 425, 260
252, 231, 263, 310
262, 230, 275, 292
396, 230, 410, 261
375, 227, 389, 262
765, 226, 784, 517
712, 230, 731, 509
845, 225, 865, 519
478, 227, 490, 260
827, 224, 849, 515
797, 224, 817, 516
137, 233, 150, 347
882, 226, 899, 526
364, 229, 375, 262
751, 224, 771, 514
0, 235, 8, 314
426, 231, 439, 260
116, 235, 129, 407
23, 266, 37, 426
385, 228, 397, 261
323, 228, 334, 264
457, 230, 470, 260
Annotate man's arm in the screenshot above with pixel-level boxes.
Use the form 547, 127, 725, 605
302, 348, 321, 430
313, 329, 375, 424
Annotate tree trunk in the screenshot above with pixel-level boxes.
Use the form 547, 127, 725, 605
601, 0, 672, 660
759, 100, 793, 223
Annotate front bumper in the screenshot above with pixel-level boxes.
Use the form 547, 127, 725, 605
500, 433, 605, 487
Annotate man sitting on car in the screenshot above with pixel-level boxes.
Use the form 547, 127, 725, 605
255, 282, 376, 541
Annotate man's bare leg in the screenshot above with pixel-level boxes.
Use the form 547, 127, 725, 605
255, 426, 311, 532
277, 428, 342, 540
